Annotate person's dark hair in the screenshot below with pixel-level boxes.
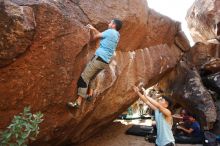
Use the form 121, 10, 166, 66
113, 19, 122, 31
188, 113, 197, 119
162, 95, 172, 107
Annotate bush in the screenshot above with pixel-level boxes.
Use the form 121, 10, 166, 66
0, 106, 44, 146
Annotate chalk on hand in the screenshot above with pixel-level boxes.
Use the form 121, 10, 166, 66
138, 82, 144, 88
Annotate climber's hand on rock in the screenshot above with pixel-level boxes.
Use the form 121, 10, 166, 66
142, 87, 147, 96
86, 24, 95, 30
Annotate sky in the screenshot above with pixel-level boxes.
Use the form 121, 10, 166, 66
147, 0, 195, 46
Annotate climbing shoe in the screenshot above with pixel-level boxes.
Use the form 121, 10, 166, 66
86, 95, 93, 102
67, 101, 79, 109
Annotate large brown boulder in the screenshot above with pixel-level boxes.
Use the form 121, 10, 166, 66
0, 0, 187, 145
186, 0, 220, 43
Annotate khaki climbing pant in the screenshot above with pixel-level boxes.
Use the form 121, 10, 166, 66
77, 55, 108, 98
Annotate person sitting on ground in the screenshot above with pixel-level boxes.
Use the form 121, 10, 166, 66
175, 113, 202, 144
133, 86, 175, 146
67, 19, 122, 108
176, 113, 201, 137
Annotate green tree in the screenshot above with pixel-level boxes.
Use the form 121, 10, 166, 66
0, 106, 44, 146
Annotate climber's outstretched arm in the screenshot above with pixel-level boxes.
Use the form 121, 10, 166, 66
86, 24, 102, 40
133, 86, 157, 110
142, 88, 171, 118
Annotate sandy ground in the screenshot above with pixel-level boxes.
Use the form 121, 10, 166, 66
78, 121, 202, 146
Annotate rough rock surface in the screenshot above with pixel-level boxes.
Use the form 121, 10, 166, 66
212, 101, 220, 135
203, 72, 220, 95
174, 30, 191, 52
0, 1, 36, 67
187, 42, 220, 69
158, 61, 217, 129
186, 0, 220, 43
202, 58, 220, 74
0, 0, 188, 145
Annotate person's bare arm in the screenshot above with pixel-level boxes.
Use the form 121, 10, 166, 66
142, 88, 171, 118
172, 114, 183, 119
133, 86, 157, 110
177, 126, 193, 134
86, 24, 102, 40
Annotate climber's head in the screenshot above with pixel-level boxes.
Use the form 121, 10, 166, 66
158, 95, 172, 108
108, 19, 122, 31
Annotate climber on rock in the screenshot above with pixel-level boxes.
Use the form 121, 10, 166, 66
67, 19, 122, 109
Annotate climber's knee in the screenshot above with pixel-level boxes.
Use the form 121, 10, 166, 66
77, 76, 87, 88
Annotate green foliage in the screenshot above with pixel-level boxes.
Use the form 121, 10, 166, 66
0, 107, 44, 146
